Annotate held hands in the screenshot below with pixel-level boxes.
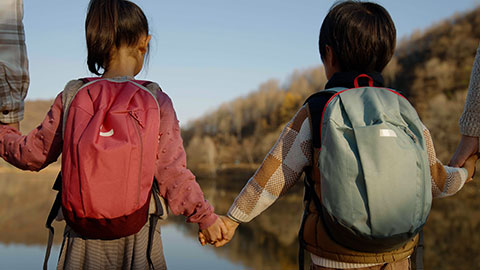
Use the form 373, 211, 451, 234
450, 135, 479, 167
449, 135, 479, 183
462, 153, 479, 183
198, 215, 239, 247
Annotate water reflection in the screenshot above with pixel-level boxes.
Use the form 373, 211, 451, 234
2, 169, 480, 270
0, 169, 303, 270
193, 174, 306, 270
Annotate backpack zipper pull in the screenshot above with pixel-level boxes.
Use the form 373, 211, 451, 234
405, 128, 417, 143
129, 111, 145, 128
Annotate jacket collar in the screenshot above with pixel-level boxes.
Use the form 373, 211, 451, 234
324, 71, 385, 89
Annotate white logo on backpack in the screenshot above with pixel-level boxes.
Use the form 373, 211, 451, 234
379, 128, 397, 137
99, 125, 114, 137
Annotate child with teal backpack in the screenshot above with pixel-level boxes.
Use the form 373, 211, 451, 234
208, 1, 478, 270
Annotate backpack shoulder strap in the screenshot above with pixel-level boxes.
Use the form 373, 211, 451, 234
303, 89, 339, 148
138, 81, 163, 97
61, 79, 86, 112
61, 78, 98, 138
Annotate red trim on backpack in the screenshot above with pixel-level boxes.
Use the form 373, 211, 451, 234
354, 74, 374, 88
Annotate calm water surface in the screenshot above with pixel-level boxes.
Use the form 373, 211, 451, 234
0, 170, 304, 270
0, 224, 243, 270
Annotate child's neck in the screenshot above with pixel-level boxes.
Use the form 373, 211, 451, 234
103, 47, 141, 79
103, 69, 135, 79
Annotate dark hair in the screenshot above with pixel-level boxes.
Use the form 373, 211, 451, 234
319, 1, 396, 73
86, 0, 149, 75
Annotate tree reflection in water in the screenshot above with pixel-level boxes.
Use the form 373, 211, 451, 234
176, 174, 308, 270
0, 170, 306, 270
2, 170, 480, 270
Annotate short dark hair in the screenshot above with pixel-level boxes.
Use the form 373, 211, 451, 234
86, 0, 149, 75
319, 1, 396, 73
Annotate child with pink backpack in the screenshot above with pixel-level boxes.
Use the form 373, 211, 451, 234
0, 0, 227, 269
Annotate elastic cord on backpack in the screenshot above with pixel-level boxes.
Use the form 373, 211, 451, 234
43, 172, 63, 270
147, 214, 158, 270
147, 180, 164, 270
298, 173, 316, 270
415, 230, 425, 270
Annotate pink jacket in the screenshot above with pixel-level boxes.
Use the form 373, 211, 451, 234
0, 82, 217, 229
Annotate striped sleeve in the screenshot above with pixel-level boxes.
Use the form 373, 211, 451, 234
228, 105, 312, 222
424, 125, 469, 198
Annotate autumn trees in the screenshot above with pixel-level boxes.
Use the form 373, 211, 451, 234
183, 7, 480, 173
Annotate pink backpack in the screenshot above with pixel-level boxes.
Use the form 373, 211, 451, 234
43, 77, 164, 269
61, 77, 161, 238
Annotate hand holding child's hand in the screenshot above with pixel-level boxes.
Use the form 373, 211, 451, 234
462, 153, 479, 183
450, 135, 479, 167
198, 216, 228, 247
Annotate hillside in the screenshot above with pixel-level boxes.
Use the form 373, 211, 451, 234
182, 7, 480, 170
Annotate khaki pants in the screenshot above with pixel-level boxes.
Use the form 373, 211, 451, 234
311, 258, 410, 270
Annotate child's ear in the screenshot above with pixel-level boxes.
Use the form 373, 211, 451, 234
324, 45, 341, 79
138, 35, 151, 55
325, 45, 336, 66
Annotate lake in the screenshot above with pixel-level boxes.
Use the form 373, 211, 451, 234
1, 168, 480, 270
0, 169, 304, 270
0, 224, 243, 270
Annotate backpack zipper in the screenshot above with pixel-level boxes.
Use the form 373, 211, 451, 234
129, 111, 144, 207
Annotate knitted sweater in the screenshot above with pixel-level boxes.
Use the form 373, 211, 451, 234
228, 104, 469, 268
460, 42, 480, 136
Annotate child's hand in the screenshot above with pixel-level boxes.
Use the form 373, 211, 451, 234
462, 153, 479, 183
213, 215, 239, 247
198, 216, 228, 246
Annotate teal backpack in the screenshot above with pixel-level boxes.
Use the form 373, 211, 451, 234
304, 74, 432, 253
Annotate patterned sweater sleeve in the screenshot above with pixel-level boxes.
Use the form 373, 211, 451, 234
424, 125, 469, 198
154, 91, 217, 229
459, 42, 480, 137
228, 105, 312, 222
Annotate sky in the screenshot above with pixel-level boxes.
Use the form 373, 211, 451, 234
23, 0, 480, 125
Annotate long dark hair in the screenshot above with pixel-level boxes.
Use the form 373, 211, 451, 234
318, 1, 396, 73
85, 0, 149, 75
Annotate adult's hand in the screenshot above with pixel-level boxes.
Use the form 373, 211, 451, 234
1, 121, 19, 130
450, 135, 479, 167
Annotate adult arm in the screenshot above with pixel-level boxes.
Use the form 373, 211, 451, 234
0, 0, 29, 125
451, 42, 480, 166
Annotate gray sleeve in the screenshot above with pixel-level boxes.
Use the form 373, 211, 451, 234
459, 42, 480, 137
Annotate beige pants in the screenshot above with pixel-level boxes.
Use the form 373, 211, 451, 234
311, 258, 410, 270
